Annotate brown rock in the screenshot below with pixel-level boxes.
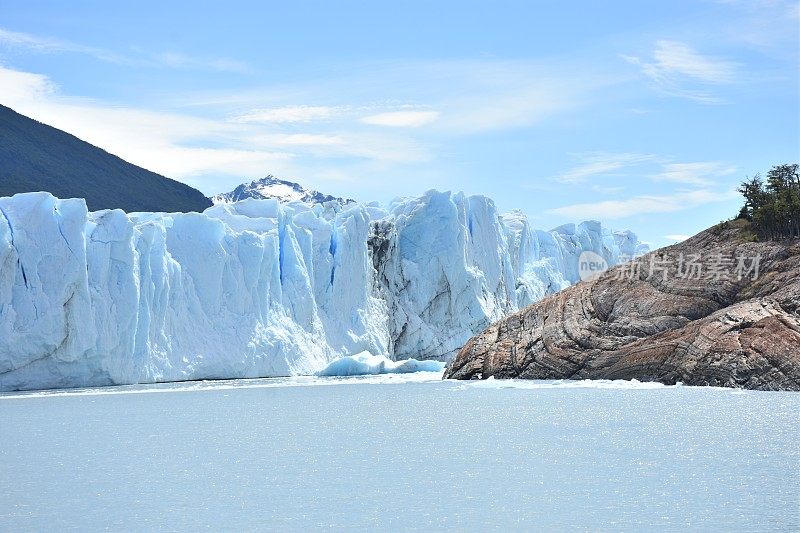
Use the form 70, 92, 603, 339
444, 220, 800, 390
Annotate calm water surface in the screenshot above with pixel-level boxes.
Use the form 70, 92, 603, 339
1, 374, 798, 531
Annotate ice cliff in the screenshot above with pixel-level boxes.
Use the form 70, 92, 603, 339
0, 190, 647, 390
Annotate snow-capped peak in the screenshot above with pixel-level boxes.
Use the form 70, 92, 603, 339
212, 176, 354, 205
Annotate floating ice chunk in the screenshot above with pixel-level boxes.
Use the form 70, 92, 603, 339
316, 351, 446, 376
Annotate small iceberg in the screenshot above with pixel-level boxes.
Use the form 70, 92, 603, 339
317, 351, 446, 377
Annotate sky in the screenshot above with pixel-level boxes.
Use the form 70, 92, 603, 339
0, 0, 798, 248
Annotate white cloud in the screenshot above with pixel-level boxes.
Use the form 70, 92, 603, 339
711, 0, 800, 48
547, 154, 741, 226
652, 162, 737, 186
650, 40, 738, 84
154, 52, 251, 73
547, 189, 739, 220
361, 110, 440, 127
0, 65, 291, 190
790, 1, 800, 19
0, 67, 56, 101
233, 105, 340, 123
554, 153, 656, 184
251, 133, 344, 146
0, 27, 129, 63
0, 27, 250, 72
553, 154, 738, 188
623, 40, 739, 103
181, 58, 609, 135
203, 59, 604, 134
0, 54, 632, 196
591, 185, 626, 194
0, 27, 59, 49
665, 234, 691, 242
0, 65, 436, 193
435, 67, 593, 134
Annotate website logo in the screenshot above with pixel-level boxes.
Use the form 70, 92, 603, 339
578, 251, 608, 282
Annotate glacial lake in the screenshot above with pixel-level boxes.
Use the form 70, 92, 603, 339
1, 374, 798, 531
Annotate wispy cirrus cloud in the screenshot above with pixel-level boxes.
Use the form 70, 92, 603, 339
233, 105, 341, 123
182, 58, 613, 135
553, 152, 657, 183
0, 52, 634, 198
0, 65, 292, 187
360, 110, 440, 128
622, 40, 739, 103
546, 189, 739, 220
647, 40, 738, 83
652, 161, 737, 186
548, 153, 740, 221
553, 152, 737, 187
0, 27, 250, 73
0, 27, 130, 63
711, 0, 800, 48
250, 133, 344, 146
154, 52, 251, 73
0, 65, 435, 193
0, 66, 56, 101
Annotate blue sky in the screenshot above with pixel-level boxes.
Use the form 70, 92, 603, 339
0, 0, 797, 247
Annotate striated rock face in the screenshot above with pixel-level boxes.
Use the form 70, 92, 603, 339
445, 220, 800, 391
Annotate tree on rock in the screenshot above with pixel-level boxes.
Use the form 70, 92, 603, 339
738, 163, 799, 239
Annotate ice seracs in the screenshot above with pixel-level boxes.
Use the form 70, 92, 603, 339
371, 191, 518, 360
0, 189, 648, 391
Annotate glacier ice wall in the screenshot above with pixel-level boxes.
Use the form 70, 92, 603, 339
0, 190, 647, 391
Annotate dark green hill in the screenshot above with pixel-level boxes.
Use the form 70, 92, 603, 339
0, 104, 212, 213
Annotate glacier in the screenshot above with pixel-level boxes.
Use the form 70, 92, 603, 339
0, 190, 647, 391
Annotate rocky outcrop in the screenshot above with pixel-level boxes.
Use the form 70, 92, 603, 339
445, 220, 800, 391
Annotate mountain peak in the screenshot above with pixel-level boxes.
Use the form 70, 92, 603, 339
212, 176, 354, 205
